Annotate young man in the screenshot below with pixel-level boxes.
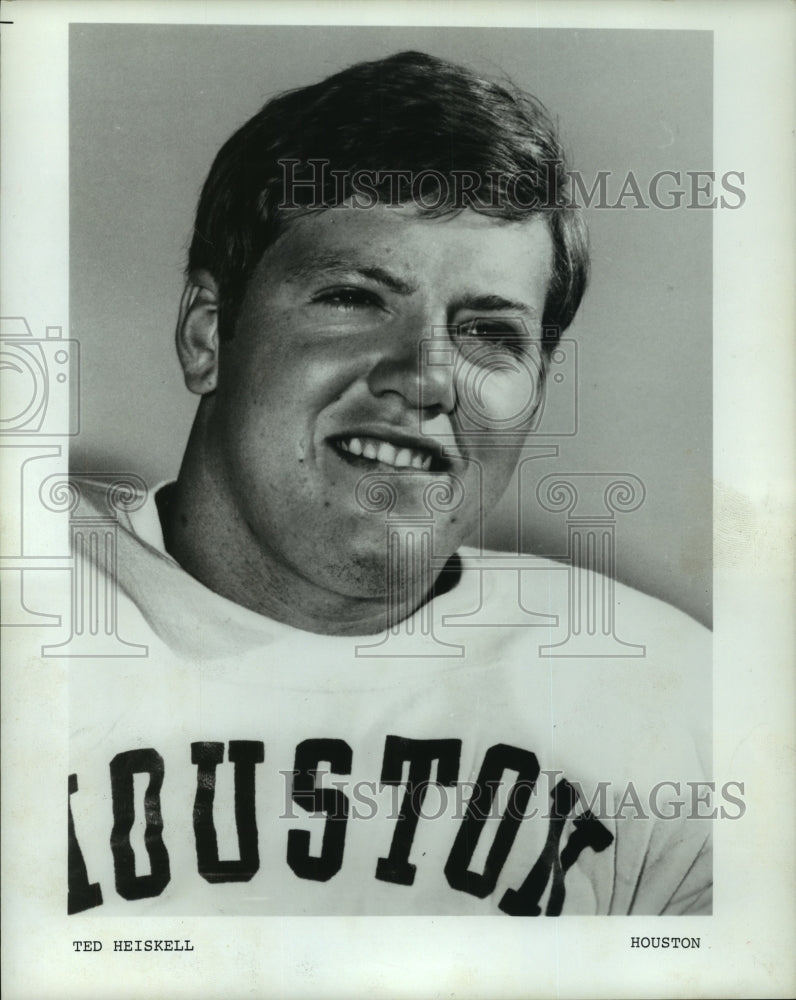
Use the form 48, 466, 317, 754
67, 51, 712, 916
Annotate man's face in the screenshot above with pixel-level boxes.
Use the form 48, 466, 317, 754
203, 205, 553, 599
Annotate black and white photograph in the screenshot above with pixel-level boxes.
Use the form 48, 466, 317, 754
1, 2, 793, 998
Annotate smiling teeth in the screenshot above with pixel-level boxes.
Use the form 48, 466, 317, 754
339, 436, 433, 471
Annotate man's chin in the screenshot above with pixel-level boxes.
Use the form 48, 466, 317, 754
311, 538, 438, 601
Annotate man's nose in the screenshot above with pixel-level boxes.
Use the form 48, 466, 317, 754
366, 317, 457, 415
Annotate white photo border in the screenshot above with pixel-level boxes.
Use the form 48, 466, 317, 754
1, 2, 794, 998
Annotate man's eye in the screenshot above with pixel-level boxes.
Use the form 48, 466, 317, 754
457, 319, 526, 352
314, 287, 381, 311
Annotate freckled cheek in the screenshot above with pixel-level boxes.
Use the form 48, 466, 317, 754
221, 367, 348, 464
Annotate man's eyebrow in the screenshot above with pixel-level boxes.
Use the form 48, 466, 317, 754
452, 293, 540, 318
280, 254, 539, 316
281, 253, 417, 295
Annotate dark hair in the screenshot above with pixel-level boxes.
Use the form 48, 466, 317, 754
188, 50, 589, 348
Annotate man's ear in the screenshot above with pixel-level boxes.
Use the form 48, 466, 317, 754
175, 270, 220, 395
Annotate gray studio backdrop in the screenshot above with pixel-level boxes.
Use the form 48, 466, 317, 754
69, 25, 712, 627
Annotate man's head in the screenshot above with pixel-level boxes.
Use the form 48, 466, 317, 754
172, 51, 589, 633
187, 50, 588, 348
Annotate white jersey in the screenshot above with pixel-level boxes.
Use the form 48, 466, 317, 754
66, 476, 712, 917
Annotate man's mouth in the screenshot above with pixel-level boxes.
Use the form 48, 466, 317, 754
333, 435, 439, 472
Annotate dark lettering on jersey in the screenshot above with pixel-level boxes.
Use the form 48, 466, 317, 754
500, 780, 614, 915
67, 774, 103, 914
287, 738, 353, 882
191, 740, 265, 883
72, 736, 613, 913
109, 749, 170, 901
376, 736, 461, 886
445, 743, 540, 898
